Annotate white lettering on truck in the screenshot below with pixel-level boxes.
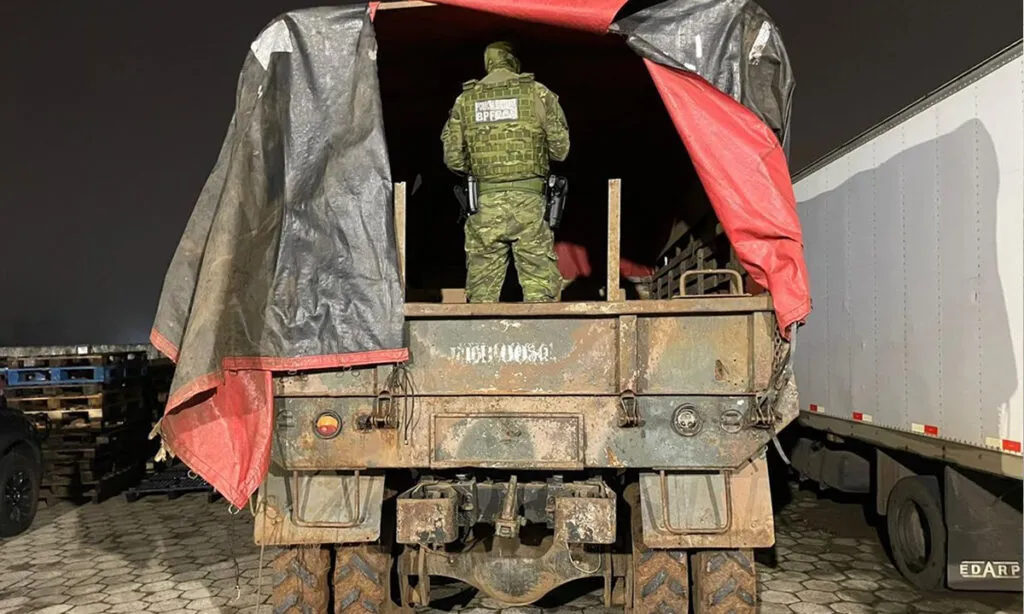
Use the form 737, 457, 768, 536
958, 561, 1022, 579
449, 342, 554, 365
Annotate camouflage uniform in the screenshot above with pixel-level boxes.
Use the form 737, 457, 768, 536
441, 42, 570, 303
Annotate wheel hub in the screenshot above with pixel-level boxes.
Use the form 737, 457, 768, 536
3, 470, 32, 522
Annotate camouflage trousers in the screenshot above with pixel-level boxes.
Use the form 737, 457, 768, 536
464, 190, 561, 303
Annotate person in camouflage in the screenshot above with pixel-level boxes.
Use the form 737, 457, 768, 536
441, 41, 570, 303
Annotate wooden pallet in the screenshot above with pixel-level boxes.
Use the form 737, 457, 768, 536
40, 463, 146, 504
8, 388, 143, 412
6, 352, 146, 369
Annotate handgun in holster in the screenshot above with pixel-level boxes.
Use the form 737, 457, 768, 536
544, 175, 568, 229
453, 175, 479, 223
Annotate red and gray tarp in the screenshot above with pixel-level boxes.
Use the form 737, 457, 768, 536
152, 0, 810, 508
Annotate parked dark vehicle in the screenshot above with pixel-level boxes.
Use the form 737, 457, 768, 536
0, 380, 42, 538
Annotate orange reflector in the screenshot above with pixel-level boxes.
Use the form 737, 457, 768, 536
314, 413, 341, 439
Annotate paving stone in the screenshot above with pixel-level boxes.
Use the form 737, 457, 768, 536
761, 590, 800, 605
34, 606, 74, 614
67, 583, 106, 597
147, 599, 192, 613
141, 580, 178, 593
791, 604, 833, 614
876, 589, 916, 603
843, 569, 883, 582
760, 605, 795, 614
27, 594, 72, 608
185, 596, 230, 610
840, 579, 880, 592
795, 590, 839, 605
765, 580, 806, 593
802, 580, 841, 592
68, 604, 113, 614
830, 603, 875, 614
169, 570, 208, 583
181, 587, 218, 600
0, 596, 31, 610
104, 590, 149, 605
835, 589, 875, 604
873, 603, 910, 614
67, 592, 108, 606
105, 602, 151, 614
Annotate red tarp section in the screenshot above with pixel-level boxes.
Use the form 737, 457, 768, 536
152, 330, 408, 508
389, 0, 628, 33
644, 61, 810, 331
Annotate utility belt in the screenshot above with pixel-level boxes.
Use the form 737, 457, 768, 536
455, 175, 568, 229
477, 177, 546, 195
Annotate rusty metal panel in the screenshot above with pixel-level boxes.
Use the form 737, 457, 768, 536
751, 312, 775, 391
274, 367, 377, 397
431, 413, 584, 468
274, 395, 777, 470
253, 468, 383, 546
273, 397, 427, 470
639, 456, 775, 549
638, 314, 753, 394
588, 396, 768, 469
408, 318, 617, 395
555, 496, 616, 544
396, 491, 458, 545
404, 296, 774, 318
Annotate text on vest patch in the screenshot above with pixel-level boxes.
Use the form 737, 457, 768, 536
475, 98, 519, 123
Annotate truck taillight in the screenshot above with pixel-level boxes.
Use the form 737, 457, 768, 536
314, 412, 341, 439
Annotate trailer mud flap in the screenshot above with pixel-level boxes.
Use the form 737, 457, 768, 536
253, 467, 385, 546
639, 455, 774, 548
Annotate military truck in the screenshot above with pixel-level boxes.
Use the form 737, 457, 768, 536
257, 196, 799, 613
148, 2, 808, 612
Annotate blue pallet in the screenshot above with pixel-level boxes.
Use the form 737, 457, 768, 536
5, 364, 134, 387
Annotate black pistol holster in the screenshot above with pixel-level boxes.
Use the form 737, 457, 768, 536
544, 175, 568, 229
454, 175, 479, 223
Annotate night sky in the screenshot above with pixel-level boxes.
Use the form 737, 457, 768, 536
1, 1, 1020, 347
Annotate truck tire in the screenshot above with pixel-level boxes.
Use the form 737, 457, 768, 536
691, 549, 757, 614
333, 544, 393, 613
0, 445, 41, 538
886, 475, 946, 590
271, 546, 331, 614
626, 484, 689, 614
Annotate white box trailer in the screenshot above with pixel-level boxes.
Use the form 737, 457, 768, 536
791, 41, 1023, 592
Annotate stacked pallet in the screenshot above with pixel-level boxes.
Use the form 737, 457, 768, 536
3, 351, 157, 503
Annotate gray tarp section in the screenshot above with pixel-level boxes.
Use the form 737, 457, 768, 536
609, 0, 795, 260
153, 5, 404, 384
612, 0, 795, 154
150, 6, 404, 506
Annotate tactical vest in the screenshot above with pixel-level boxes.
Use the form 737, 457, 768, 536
459, 73, 549, 183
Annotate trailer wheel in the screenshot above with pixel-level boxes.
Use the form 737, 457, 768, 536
271, 545, 331, 614
691, 550, 757, 614
625, 484, 690, 614
334, 544, 394, 613
886, 475, 946, 590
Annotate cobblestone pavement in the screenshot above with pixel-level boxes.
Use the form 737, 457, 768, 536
0, 485, 1020, 614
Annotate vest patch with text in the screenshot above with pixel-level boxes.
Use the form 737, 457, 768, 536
474, 98, 519, 123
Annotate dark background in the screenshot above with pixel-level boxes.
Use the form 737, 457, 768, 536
1, 1, 1020, 346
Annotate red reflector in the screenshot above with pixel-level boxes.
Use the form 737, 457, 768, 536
852, 412, 864, 421
314, 413, 341, 439
924, 425, 939, 436
1004, 440, 1022, 453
